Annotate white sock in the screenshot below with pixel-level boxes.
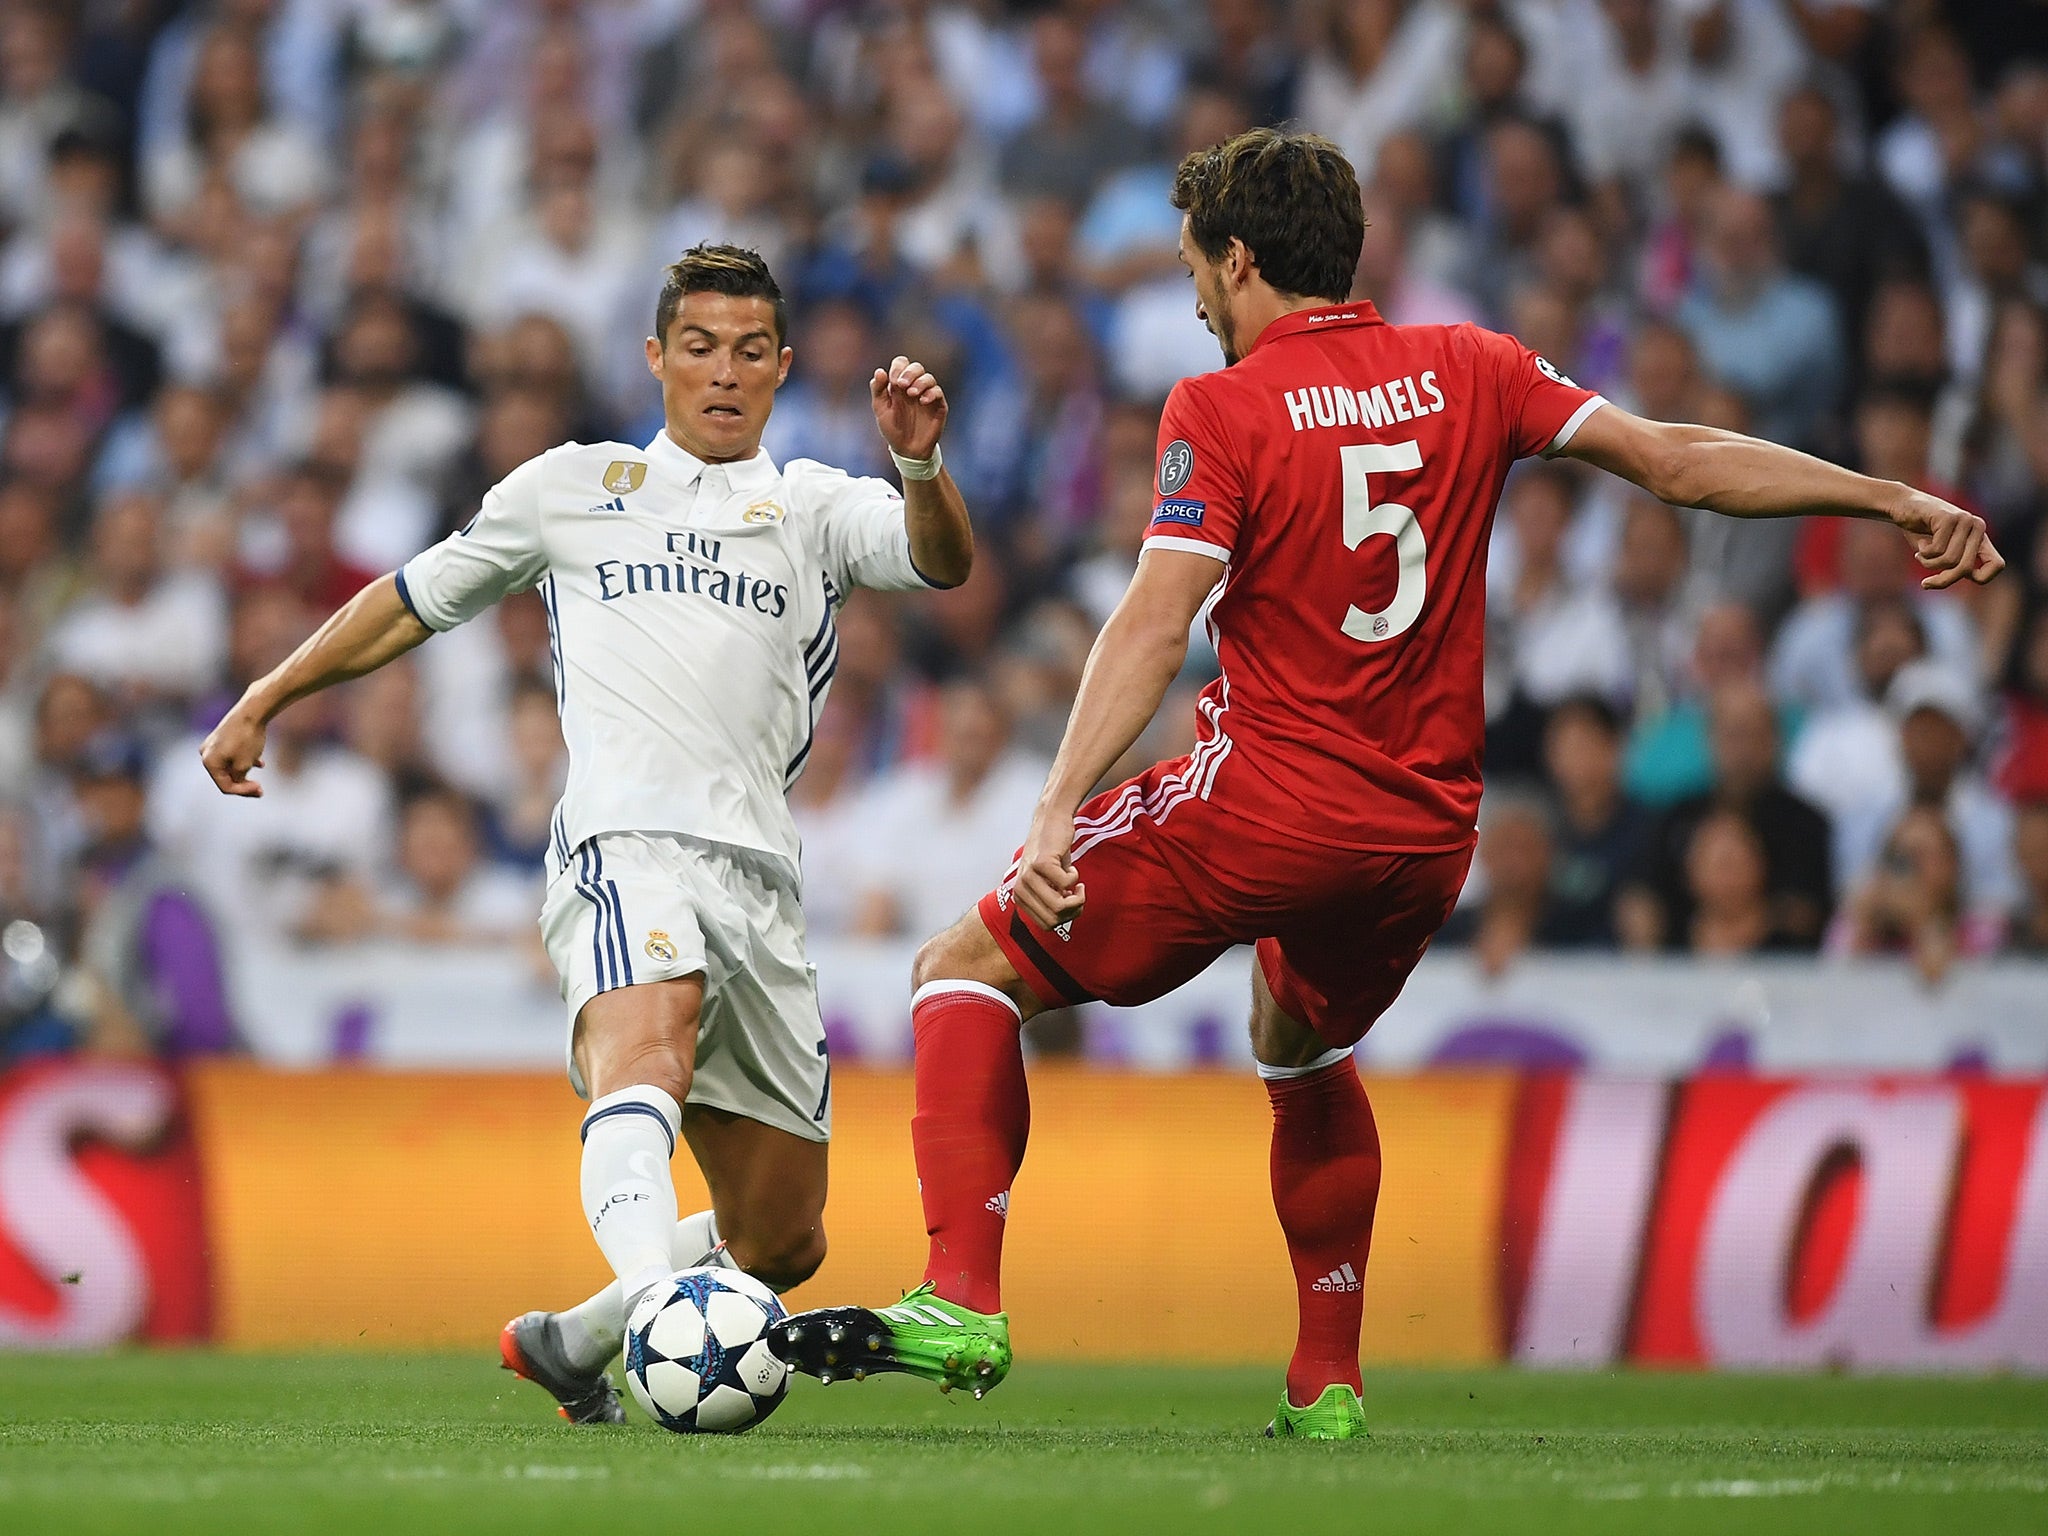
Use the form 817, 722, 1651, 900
557, 1209, 733, 1373
579, 1085, 684, 1307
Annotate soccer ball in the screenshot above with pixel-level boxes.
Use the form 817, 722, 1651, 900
624, 1267, 791, 1433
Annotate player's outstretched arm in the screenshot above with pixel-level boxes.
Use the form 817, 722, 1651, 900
199, 574, 430, 797
1559, 404, 2004, 590
1011, 549, 1221, 930
870, 354, 972, 587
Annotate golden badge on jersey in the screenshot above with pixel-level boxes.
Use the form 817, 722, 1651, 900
645, 930, 678, 963
602, 461, 647, 495
742, 499, 785, 525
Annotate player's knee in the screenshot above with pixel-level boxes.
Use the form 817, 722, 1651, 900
590, 1035, 693, 1107
912, 915, 1011, 993
911, 926, 972, 991
742, 1223, 826, 1293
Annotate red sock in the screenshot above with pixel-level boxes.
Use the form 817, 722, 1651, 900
911, 982, 1028, 1314
1266, 1056, 1380, 1405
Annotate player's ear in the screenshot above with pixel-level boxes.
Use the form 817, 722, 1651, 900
776, 345, 792, 388
644, 335, 663, 379
1225, 237, 1253, 290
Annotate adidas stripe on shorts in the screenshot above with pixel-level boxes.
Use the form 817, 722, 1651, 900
540, 830, 831, 1141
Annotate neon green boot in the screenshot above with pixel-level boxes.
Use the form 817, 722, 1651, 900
1265, 1384, 1369, 1440
773, 1283, 1012, 1398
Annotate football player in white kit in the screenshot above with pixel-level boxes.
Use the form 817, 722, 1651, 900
198, 246, 973, 1423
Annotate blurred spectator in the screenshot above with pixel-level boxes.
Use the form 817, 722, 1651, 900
1788, 596, 1927, 884
143, 25, 327, 232
1830, 805, 1997, 983
68, 730, 235, 1058
1440, 783, 1553, 977
1354, 187, 1480, 329
1769, 517, 1980, 712
149, 694, 392, 951
1681, 807, 1783, 958
1467, 114, 1567, 320
851, 677, 1051, 938
789, 708, 874, 941
1822, 660, 2021, 921
1771, 84, 1928, 386
955, 291, 1104, 551
355, 783, 536, 947
1613, 495, 1699, 719
44, 490, 227, 716
1540, 696, 1648, 947
1484, 463, 1628, 774
2011, 802, 2048, 955
236, 459, 379, 611
481, 678, 567, 873
762, 299, 891, 479
1567, 0, 1691, 205
1677, 185, 1842, 451
1618, 682, 1832, 951
1293, 0, 1462, 182
1995, 605, 2048, 806
999, 15, 1142, 205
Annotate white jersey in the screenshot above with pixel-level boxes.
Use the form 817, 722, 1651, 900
398, 430, 933, 880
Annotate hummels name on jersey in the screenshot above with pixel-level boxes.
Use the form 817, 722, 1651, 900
595, 528, 791, 616
1282, 371, 1447, 433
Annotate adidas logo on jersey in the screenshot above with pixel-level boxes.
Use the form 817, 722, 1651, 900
985, 1191, 1010, 1219
1311, 1262, 1361, 1293
586, 496, 627, 515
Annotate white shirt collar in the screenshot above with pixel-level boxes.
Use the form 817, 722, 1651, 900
645, 429, 779, 490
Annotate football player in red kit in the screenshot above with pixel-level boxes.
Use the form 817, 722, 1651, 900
770, 130, 2003, 1436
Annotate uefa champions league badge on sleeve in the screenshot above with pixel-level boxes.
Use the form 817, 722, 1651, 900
1158, 439, 1194, 497
1533, 356, 1579, 389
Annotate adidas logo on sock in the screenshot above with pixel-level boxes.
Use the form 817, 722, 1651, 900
1311, 1262, 1361, 1293
984, 1191, 1010, 1219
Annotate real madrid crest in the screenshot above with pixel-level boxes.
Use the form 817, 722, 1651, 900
603, 460, 647, 495
742, 499, 785, 525
645, 929, 677, 962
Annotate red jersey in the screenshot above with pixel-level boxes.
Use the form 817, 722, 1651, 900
1146, 301, 1604, 851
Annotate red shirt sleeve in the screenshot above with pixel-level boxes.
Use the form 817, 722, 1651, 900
1482, 328, 1607, 460
1144, 378, 1246, 563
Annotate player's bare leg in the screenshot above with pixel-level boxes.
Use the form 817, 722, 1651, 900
501, 978, 703, 1424
1249, 958, 1377, 1441
522, 1103, 831, 1419
681, 1105, 829, 1291
773, 909, 1031, 1395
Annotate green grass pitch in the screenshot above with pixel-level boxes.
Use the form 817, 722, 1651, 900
2, 1355, 2044, 1535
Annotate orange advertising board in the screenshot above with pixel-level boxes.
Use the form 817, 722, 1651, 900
180, 1064, 1511, 1361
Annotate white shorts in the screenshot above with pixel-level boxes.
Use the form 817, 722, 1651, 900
540, 832, 830, 1141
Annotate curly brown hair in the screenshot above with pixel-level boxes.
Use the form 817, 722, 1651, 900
1170, 129, 1364, 305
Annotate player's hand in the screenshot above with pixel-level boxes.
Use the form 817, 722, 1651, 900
1013, 809, 1085, 931
1895, 493, 2004, 590
870, 356, 947, 461
199, 706, 268, 797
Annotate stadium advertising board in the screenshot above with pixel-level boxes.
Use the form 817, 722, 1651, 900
226, 943, 2048, 1076
1, 1061, 2042, 1372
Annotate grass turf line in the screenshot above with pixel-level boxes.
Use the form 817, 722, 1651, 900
0, 1355, 2044, 1535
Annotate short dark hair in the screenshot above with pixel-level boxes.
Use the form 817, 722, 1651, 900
653, 244, 788, 346
1170, 128, 1364, 304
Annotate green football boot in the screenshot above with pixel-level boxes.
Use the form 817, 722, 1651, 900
771, 1283, 1012, 1398
1265, 1384, 1369, 1441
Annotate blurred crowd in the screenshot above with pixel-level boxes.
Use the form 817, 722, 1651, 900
1, 0, 2046, 1065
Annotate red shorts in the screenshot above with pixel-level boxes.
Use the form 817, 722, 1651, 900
979, 757, 1474, 1048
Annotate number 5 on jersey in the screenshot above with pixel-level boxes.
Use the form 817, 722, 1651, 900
1340, 441, 1426, 644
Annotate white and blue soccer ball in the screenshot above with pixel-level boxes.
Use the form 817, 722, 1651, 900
624, 1267, 791, 1433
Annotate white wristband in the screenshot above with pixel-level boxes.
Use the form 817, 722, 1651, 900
891, 443, 943, 481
